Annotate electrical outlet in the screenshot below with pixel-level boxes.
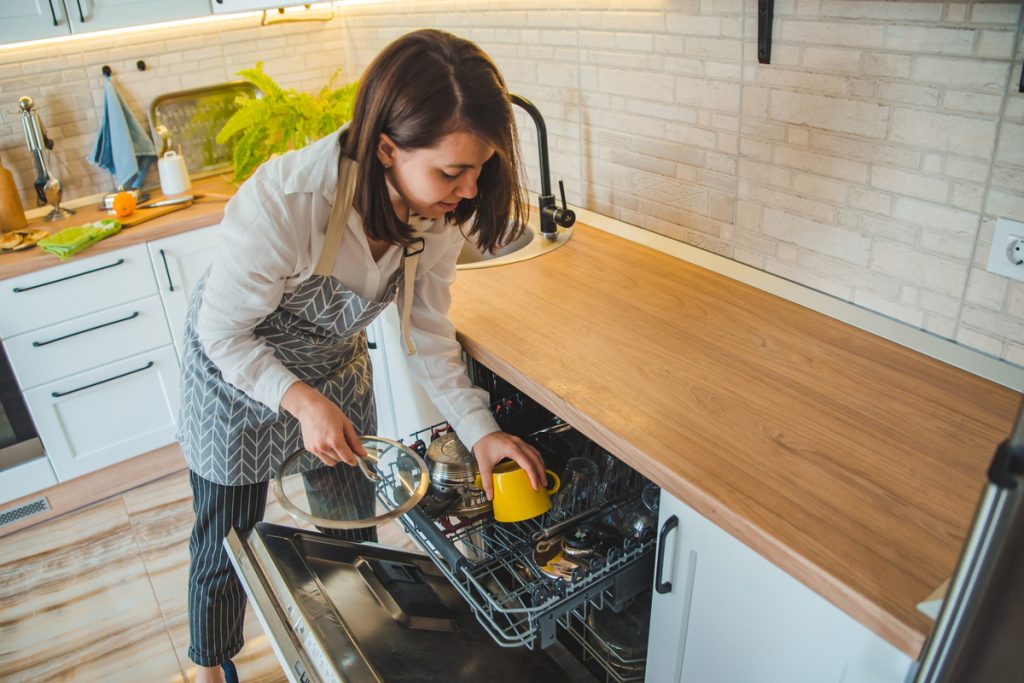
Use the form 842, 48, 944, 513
986, 218, 1024, 283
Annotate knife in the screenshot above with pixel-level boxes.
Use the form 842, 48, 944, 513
137, 195, 195, 209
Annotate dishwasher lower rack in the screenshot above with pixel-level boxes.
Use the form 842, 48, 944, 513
558, 593, 649, 683
390, 496, 655, 651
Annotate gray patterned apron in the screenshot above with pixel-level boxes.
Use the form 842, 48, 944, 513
177, 155, 421, 487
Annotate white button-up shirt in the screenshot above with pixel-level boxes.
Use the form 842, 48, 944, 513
196, 129, 499, 450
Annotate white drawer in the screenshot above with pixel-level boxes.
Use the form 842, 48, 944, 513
0, 244, 158, 338
4, 296, 174, 390
23, 345, 181, 482
0, 456, 57, 506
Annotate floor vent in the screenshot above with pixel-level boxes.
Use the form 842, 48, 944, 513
0, 496, 52, 528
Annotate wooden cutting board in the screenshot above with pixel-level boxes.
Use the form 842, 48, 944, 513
119, 202, 192, 228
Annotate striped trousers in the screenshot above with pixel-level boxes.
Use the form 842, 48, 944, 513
187, 469, 376, 667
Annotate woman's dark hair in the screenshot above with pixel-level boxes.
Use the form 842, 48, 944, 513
343, 29, 526, 253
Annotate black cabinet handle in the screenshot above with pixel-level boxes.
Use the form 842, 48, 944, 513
51, 361, 154, 398
367, 341, 377, 350
75, 0, 86, 22
13, 258, 125, 293
33, 311, 139, 347
46, 0, 58, 26
655, 514, 679, 594
159, 249, 174, 292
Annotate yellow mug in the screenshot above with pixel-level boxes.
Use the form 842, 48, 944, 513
477, 461, 560, 523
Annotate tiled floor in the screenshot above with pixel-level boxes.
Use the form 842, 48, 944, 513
0, 469, 415, 682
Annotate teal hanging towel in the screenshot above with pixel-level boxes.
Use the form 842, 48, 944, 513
88, 75, 156, 190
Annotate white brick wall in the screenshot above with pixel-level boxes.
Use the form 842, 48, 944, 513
1, 0, 1022, 369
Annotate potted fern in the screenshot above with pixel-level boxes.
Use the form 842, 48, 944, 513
217, 62, 358, 180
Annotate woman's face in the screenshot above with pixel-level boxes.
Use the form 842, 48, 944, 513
378, 130, 495, 221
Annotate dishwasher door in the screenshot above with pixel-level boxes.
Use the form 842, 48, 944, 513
225, 522, 587, 683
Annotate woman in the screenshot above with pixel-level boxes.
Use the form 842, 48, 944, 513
177, 29, 546, 683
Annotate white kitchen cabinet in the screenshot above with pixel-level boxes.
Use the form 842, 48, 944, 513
0, 457, 57, 506
147, 225, 220, 360
3, 242, 180, 484
4, 295, 172, 390
66, 0, 209, 33
210, 0, 310, 15
0, 243, 157, 339
0, 0, 70, 43
21, 345, 181, 481
646, 491, 914, 683
0, 0, 209, 44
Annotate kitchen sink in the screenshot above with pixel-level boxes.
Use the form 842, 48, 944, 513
456, 224, 572, 269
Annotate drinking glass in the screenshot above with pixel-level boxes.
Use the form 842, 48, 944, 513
549, 457, 599, 520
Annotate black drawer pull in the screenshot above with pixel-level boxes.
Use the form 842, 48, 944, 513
33, 311, 140, 347
51, 361, 154, 398
367, 341, 377, 350
13, 258, 125, 293
75, 0, 86, 22
655, 514, 679, 594
46, 0, 58, 25
159, 249, 174, 292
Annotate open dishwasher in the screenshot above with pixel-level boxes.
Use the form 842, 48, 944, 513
225, 360, 658, 683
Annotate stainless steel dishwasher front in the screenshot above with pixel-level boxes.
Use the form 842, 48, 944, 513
224, 522, 591, 683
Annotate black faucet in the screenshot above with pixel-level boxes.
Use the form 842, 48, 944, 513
511, 94, 576, 239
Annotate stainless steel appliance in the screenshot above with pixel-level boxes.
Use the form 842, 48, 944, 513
912, 395, 1024, 682
18, 96, 74, 222
0, 344, 44, 471
225, 360, 657, 683
226, 523, 582, 683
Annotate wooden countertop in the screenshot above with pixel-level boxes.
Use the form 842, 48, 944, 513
4, 186, 1019, 658
449, 225, 1020, 658
0, 175, 235, 281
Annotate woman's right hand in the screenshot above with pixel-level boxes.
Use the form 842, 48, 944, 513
280, 382, 367, 467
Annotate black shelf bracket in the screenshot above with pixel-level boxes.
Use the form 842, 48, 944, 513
758, 0, 774, 64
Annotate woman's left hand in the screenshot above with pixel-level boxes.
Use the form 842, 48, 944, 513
473, 431, 546, 500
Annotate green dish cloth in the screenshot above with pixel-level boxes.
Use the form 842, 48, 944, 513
38, 219, 123, 260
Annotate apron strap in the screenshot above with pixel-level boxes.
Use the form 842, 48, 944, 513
316, 151, 423, 356
401, 234, 424, 356
314, 155, 358, 277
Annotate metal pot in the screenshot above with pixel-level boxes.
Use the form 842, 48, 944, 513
426, 431, 491, 517
426, 431, 477, 493
450, 487, 492, 517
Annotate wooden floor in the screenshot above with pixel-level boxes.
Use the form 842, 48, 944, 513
0, 468, 415, 682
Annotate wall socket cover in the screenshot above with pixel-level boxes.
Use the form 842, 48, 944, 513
986, 218, 1024, 283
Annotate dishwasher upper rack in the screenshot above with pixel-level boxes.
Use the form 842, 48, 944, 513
388, 471, 655, 650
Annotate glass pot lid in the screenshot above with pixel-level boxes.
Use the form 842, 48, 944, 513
272, 436, 429, 529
